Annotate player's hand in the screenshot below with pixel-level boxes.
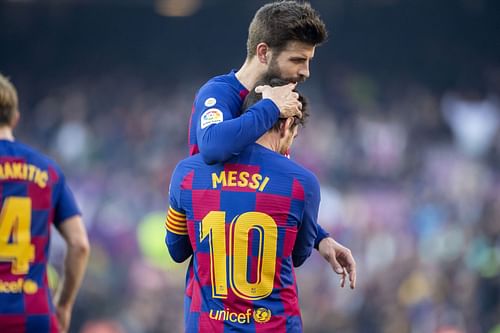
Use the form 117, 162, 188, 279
255, 83, 302, 119
55, 304, 72, 333
318, 237, 356, 289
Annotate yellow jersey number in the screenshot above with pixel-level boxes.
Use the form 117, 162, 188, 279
200, 211, 277, 301
0, 197, 35, 275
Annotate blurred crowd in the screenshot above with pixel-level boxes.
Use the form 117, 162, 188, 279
10, 64, 500, 333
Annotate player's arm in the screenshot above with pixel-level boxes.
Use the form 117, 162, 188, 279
195, 82, 280, 164
165, 206, 192, 263
292, 175, 321, 267
165, 164, 193, 263
52, 175, 90, 333
54, 215, 90, 333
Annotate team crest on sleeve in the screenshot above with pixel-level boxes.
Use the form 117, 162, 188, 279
200, 108, 224, 129
204, 97, 217, 107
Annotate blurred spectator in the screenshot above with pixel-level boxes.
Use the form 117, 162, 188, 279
4, 22, 499, 333
13, 65, 494, 333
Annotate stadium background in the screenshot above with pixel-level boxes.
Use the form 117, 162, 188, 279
1, 0, 500, 332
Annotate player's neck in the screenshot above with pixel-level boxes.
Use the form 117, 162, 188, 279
236, 59, 266, 91
0, 126, 14, 141
256, 133, 280, 153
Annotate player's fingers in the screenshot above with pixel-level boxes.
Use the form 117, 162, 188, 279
340, 268, 348, 288
290, 100, 302, 112
329, 256, 344, 275
295, 106, 303, 119
254, 85, 270, 93
289, 92, 299, 100
343, 254, 356, 289
276, 83, 296, 95
348, 263, 357, 289
281, 102, 302, 118
289, 105, 302, 119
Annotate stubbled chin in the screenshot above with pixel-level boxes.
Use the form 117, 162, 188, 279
283, 78, 300, 84
285, 77, 305, 84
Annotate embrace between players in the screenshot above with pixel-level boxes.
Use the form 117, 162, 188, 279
166, 1, 357, 332
0, 1, 356, 333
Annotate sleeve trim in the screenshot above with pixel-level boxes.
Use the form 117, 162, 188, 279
166, 206, 188, 235
168, 207, 186, 218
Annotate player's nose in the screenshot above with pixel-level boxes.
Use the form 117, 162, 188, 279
298, 64, 310, 79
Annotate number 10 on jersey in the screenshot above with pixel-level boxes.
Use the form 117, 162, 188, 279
200, 211, 278, 301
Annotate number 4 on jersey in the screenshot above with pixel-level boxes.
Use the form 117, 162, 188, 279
0, 197, 35, 275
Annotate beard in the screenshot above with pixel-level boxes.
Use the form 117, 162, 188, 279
265, 56, 306, 84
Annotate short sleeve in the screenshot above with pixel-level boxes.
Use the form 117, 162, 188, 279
53, 172, 81, 226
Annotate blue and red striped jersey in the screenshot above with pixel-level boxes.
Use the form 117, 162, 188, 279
166, 143, 320, 332
0, 140, 80, 333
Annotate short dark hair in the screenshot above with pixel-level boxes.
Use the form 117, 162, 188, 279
0, 74, 19, 126
246, 1, 327, 58
242, 76, 309, 132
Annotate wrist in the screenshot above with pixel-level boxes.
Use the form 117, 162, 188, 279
314, 228, 330, 250
258, 98, 280, 117
318, 236, 334, 249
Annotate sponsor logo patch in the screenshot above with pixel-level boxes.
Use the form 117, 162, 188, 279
200, 108, 223, 129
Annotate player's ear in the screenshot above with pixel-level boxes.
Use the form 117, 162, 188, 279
279, 118, 294, 138
256, 43, 270, 64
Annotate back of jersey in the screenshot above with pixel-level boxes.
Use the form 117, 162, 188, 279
0, 140, 79, 333
169, 143, 319, 333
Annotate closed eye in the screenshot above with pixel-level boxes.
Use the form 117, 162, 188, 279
289, 57, 307, 64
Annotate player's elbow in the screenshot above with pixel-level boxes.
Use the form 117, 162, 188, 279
292, 249, 312, 267
292, 255, 307, 267
199, 145, 224, 165
170, 251, 190, 263
199, 130, 233, 164
167, 245, 191, 263
59, 216, 90, 259
69, 235, 91, 258
165, 234, 192, 263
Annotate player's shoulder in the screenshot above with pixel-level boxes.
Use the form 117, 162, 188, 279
271, 152, 319, 188
204, 71, 238, 87
196, 71, 240, 97
3, 140, 62, 171
282, 157, 319, 188
173, 154, 205, 177
253, 145, 319, 188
